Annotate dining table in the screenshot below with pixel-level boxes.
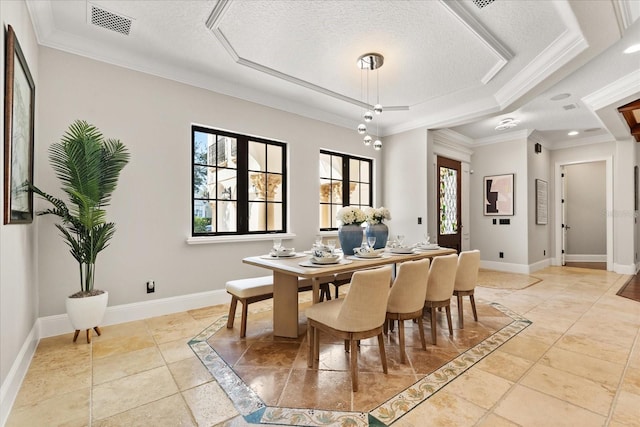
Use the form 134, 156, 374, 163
242, 246, 457, 338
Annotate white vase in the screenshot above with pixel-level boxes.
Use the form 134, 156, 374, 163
66, 290, 108, 331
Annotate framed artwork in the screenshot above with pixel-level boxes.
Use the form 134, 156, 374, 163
4, 25, 35, 224
535, 179, 548, 225
484, 173, 514, 216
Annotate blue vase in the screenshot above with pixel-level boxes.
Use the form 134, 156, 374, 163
365, 223, 389, 249
338, 224, 364, 255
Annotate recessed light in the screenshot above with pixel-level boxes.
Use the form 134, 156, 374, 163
623, 44, 640, 54
550, 93, 571, 101
568, 131, 579, 136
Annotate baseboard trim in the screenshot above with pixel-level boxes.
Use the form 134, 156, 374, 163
38, 289, 231, 339
0, 322, 39, 427
480, 260, 529, 274
613, 263, 636, 275
565, 254, 607, 262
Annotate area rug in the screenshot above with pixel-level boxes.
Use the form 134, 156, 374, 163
478, 268, 541, 290
189, 301, 531, 426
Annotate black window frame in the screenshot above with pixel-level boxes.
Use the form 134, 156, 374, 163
192, 125, 287, 236
319, 149, 373, 231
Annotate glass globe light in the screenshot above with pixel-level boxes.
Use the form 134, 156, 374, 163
363, 110, 373, 122
373, 139, 382, 150
357, 123, 367, 134
363, 135, 372, 146
374, 104, 383, 115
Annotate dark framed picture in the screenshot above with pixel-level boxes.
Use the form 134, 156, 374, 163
484, 173, 514, 216
4, 25, 35, 224
535, 179, 548, 225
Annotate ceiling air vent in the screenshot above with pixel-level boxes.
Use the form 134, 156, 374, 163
89, 4, 132, 35
562, 103, 579, 111
472, 0, 495, 9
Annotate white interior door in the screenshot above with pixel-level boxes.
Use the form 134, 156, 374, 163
561, 167, 567, 266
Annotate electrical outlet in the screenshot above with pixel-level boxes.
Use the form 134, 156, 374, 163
417, 217, 422, 225
544, 250, 546, 256
499, 252, 504, 259
146, 280, 155, 293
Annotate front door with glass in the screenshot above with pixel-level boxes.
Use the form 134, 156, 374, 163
437, 156, 461, 252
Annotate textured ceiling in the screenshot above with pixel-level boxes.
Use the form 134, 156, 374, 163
25, 0, 640, 147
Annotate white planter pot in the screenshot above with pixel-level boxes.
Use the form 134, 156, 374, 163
66, 291, 109, 331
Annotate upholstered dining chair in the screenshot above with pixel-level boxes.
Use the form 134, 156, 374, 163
306, 266, 393, 392
453, 250, 481, 328
424, 253, 458, 345
385, 258, 430, 363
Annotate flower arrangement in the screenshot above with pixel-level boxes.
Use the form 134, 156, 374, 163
336, 206, 367, 225
364, 206, 391, 224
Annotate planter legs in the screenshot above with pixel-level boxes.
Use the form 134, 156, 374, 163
73, 326, 102, 343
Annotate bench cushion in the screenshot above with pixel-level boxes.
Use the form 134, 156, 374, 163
226, 275, 335, 299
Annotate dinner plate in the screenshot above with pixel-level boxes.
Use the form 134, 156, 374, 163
389, 247, 415, 254
260, 253, 306, 259
354, 252, 383, 259
417, 245, 440, 250
310, 257, 340, 265
299, 259, 353, 267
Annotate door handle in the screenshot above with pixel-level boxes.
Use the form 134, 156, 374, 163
565, 225, 571, 230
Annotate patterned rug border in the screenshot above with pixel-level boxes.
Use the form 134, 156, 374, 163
189, 301, 531, 427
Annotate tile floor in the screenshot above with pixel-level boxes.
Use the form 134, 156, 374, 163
5, 266, 640, 426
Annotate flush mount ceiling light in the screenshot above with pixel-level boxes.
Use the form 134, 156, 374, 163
356, 53, 384, 150
623, 44, 640, 54
495, 117, 520, 131
568, 130, 579, 136
550, 93, 571, 101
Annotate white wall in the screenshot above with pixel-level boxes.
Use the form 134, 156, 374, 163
36, 47, 382, 317
527, 138, 552, 266
470, 134, 528, 271
564, 162, 606, 257
0, 1, 39, 422
382, 127, 428, 241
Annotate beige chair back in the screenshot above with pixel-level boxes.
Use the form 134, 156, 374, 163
455, 250, 481, 292
425, 254, 458, 301
387, 259, 430, 314
337, 266, 393, 332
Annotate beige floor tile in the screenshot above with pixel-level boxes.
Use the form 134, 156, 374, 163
555, 333, 631, 365
92, 366, 179, 420
93, 346, 165, 385
476, 413, 521, 427
621, 363, 640, 395
494, 385, 606, 427
443, 368, 513, 409
5, 388, 89, 427
400, 389, 486, 426
158, 337, 198, 364
91, 331, 156, 359
13, 362, 91, 408
520, 364, 616, 415
610, 390, 640, 425
181, 381, 238, 426
496, 334, 551, 362
545, 345, 626, 386
168, 356, 213, 391
475, 349, 533, 382
92, 394, 195, 426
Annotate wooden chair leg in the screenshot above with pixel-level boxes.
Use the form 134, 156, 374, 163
398, 320, 406, 364
430, 308, 437, 345
240, 300, 248, 338
344, 340, 349, 352
334, 284, 340, 299
377, 332, 388, 374
227, 296, 238, 329
470, 294, 478, 321
93, 326, 102, 336
417, 316, 427, 350
314, 327, 320, 367
73, 330, 80, 342
350, 339, 359, 392
457, 294, 464, 329
445, 305, 453, 335
86, 329, 92, 344
307, 323, 314, 368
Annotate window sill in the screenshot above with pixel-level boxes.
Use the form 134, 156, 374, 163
186, 233, 297, 245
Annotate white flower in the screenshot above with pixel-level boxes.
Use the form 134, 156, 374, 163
336, 206, 367, 225
365, 206, 391, 224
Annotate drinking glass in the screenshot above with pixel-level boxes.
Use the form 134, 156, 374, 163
396, 234, 405, 246
326, 239, 336, 254
367, 236, 376, 249
424, 233, 431, 244
272, 238, 282, 251
315, 234, 323, 247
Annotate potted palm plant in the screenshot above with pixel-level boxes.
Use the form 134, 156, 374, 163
31, 120, 130, 343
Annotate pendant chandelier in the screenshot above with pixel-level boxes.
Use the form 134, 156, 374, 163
356, 53, 383, 150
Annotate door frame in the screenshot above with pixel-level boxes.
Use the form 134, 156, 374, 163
554, 157, 613, 270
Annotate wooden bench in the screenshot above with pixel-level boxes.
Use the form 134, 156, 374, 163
226, 275, 346, 337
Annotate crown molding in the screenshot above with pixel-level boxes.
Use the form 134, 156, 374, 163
581, 69, 640, 111
544, 133, 614, 151
494, 1, 588, 109
473, 129, 531, 146
433, 129, 474, 146
612, 0, 639, 35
